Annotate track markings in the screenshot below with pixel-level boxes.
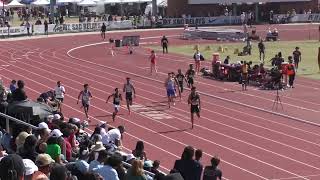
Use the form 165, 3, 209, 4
130, 104, 173, 120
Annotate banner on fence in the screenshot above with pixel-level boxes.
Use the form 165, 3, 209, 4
1, 20, 133, 36
160, 16, 241, 27
274, 13, 320, 23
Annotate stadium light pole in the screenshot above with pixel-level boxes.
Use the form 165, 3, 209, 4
152, 0, 157, 16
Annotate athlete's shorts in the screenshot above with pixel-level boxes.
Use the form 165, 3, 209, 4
167, 89, 175, 97
126, 92, 133, 101
188, 78, 194, 85
191, 105, 200, 113
114, 104, 120, 111
82, 101, 90, 108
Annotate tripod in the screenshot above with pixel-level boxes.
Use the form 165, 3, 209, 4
272, 88, 283, 110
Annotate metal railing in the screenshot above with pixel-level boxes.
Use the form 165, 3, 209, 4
0, 112, 159, 178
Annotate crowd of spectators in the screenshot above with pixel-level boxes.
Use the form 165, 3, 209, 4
0, 80, 223, 180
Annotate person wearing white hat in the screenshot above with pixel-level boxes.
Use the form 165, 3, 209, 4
50, 129, 63, 137
53, 114, 61, 121
23, 159, 39, 180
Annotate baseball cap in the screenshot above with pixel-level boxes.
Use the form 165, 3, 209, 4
38, 122, 49, 129
15, 131, 30, 147
53, 114, 61, 120
126, 154, 136, 162
23, 159, 38, 176
144, 160, 153, 168
35, 154, 55, 167
50, 129, 63, 137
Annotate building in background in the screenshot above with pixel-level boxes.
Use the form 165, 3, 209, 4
167, 0, 320, 19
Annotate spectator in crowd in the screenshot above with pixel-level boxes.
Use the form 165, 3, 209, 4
106, 125, 125, 148
18, 135, 38, 162
132, 140, 147, 160
82, 172, 104, 180
50, 163, 69, 180
203, 156, 222, 180
93, 154, 122, 180
75, 147, 90, 176
126, 154, 136, 165
34, 153, 55, 179
35, 18, 42, 25
195, 149, 202, 162
23, 158, 39, 180
9, 80, 17, 93
61, 128, 72, 162
46, 135, 62, 163
223, 56, 230, 64
89, 149, 108, 171
12, 80, 28, 101
15, 131, 30, 152
0, 154, 25, 180
44, 20, 48, 36
151, 160, 165, 180
143, 160, 154, 180
173, 146, 202, 180
125, 159, 147, 180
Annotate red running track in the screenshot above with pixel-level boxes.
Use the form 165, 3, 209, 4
0, 25, 320, 180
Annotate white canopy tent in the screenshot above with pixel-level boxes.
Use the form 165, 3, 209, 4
57, 0, 81, 3
7, 0, 24, 7
77, 0, 96, 6
31, 0, 49, 6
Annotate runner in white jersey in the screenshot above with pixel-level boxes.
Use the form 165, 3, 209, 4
123, 77, 136, 114
77, 84, 92, 120
54, 81, 65, 113
165, 73, 177, 108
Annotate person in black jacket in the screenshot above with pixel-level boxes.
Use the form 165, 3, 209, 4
161, 36, 169, 54
11, 80, 27, 101
173, 146, 202, 180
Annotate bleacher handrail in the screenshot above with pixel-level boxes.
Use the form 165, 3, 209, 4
0, 112, 37, 129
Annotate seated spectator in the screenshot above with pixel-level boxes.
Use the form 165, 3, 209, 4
82, 172, 104, 180
132, 141, 147, 160
23, 158, 39, 180
151, 160, 165, 180
75, 147, 90, 176
34, 153, 55, 180
15, 131, 30, 152
106, 125, 125, 148
195, 149, 202, 162
50, 163, 70, 180
61, 128, 72, 162
93, 154, 122, 180
125, 159, 147, 180
223, 56, 230, 65
203, 156, 222, 180
0, 154, 25, 180
126, 154, 136, 165
143, 160, 154, 180
46, 135, 62, 163
35, 18, 42, 25
89, 149, 108, 171
11, 80, 28, 101
9, 80, 17, 93
173, 146, 202, 180
18, 135, 39, 162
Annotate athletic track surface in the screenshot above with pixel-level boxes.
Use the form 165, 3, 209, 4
1, 24, 320, 180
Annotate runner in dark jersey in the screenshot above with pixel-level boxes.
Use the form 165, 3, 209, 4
106, 88, 123, 122
123, 77, 136, 114
292, 47, 302, 71
176, 69, 188, 93
188, 87, 201, 129
101, 23, 106, 40
186, 64, 196, 88
77, 84, 92, 120
161, 35, 169, 54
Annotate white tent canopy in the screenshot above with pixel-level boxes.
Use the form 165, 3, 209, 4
7, 0, 24, 7
31, 0, 49, 5
57, 0, 81, 3
77, 0, 96, 6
